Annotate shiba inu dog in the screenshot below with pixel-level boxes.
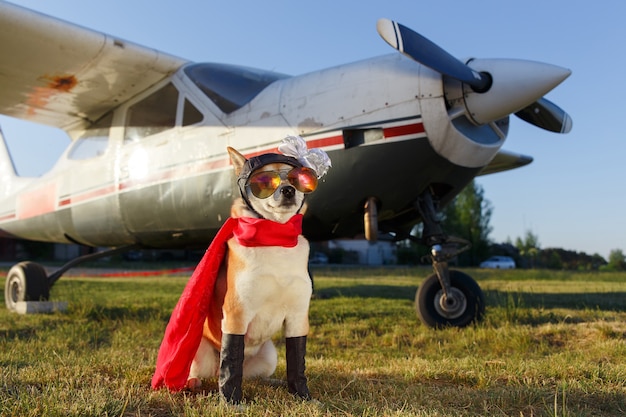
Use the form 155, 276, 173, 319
175, 138, 330, 404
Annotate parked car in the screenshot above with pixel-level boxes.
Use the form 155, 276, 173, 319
479, 256, 516, 269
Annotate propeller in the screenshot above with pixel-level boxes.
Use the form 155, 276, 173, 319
376, 19, 491, 93
515, 97, 572, 134
376, 18, 572, 134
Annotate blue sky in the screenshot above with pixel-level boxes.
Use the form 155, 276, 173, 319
1, 0, 624, 259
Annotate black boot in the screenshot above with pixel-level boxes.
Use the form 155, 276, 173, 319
219, 333, 245, 404
286, 336, 311, 400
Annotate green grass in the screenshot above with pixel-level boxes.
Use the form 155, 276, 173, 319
1, 266, 625, 416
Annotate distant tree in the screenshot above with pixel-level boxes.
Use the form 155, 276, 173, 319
607, 249, 626, 271
591, 253, 609, 269
544, 249, 564, 269
515, 230, 540, 268
539, 248, 607, 270
442, 180, 493, 266
395, 237, 430, 265
489, 241, 519, 258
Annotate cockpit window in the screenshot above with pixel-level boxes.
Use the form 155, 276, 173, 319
125, 83, 178, 143
184, 63, 289, 114
183, 98, 204, 126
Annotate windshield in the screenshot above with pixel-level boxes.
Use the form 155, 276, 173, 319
183, 63, 289, 114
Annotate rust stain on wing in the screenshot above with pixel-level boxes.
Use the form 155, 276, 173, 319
46, 74, 78, 92
26, 74, 78, 116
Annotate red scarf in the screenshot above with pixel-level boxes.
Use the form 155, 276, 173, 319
151, 214, 303, 391
233, 215, 302, 247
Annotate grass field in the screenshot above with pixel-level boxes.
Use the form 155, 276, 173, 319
0, 266, 624, 416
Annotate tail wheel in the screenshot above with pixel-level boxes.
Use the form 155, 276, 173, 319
415, 270, 485, 328
4, 261, 49, 311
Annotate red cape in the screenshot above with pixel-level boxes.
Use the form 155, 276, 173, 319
151, 214, 303, 391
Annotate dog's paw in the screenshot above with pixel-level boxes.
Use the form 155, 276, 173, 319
186, 377, 202, 392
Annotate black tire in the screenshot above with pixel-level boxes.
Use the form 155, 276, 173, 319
415, 270, 485, 328
4, 262, 49, 311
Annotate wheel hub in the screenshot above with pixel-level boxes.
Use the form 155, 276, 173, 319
5, 276, 22, 309
9, 279, 19, 302
433, 287, 467, 319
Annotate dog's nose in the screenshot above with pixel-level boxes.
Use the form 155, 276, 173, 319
281, 185, 296, 199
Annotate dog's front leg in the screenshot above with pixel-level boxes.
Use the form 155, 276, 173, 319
219, 333, 245, 404
286, 336, 311, 400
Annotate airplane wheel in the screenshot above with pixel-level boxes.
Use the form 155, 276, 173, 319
4, 262, 49, 311
415, 270, 485, 328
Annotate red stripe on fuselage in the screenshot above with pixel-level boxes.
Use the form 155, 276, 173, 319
307, 135, 344, 148
8, 121, 425, 220
0, 212, 16, 222
241, 135, 344, 159
384, 123, 425, 138
16, 183, 57, 220
59, 184, 117, 207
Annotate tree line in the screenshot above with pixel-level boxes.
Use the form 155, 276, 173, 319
398, 181, 625, 271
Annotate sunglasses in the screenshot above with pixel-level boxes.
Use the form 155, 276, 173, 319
246, 166, 318, 199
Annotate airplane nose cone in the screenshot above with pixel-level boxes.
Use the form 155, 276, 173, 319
462, 59, 571, 125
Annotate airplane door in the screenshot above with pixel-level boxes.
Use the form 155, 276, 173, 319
59, 112, 134, 246
117, 81, 234, 247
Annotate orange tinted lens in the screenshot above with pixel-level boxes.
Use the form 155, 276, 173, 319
248, 171, 281, 198
288, 167, 318, 193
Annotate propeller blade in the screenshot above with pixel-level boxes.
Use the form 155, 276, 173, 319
377, 18, 573, 133
514, 97, 573, 133
377, 18, 491, 92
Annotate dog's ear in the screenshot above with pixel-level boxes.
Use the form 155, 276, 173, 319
227, 147, 247, 177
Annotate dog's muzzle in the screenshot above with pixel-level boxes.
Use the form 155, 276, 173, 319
280, 185, 296, 199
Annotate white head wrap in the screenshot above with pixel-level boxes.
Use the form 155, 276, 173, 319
278, 135, 332, 179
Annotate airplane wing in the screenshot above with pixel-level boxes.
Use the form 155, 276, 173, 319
0, 1, 188, 133
477, 149, 533, 176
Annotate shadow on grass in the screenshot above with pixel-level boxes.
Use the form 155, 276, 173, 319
315, 285, 417, 301
485, 290, 626, 312
314, 284, 626, 328
315, 284, 626, 313
0, 326, 40, 342
0, 305, 167, 357
85, 305, 168, 323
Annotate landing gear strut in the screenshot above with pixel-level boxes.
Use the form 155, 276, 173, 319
363, 190, 485, 328
413, 191, 485, 328
4, 245, 137, 312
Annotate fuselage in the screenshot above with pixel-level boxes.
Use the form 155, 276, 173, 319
0, 54, 503, 248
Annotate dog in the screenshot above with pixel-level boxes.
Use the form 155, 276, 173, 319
183, 143, 327, 404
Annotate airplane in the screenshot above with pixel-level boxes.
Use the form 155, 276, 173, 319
0, 1, 571, 327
